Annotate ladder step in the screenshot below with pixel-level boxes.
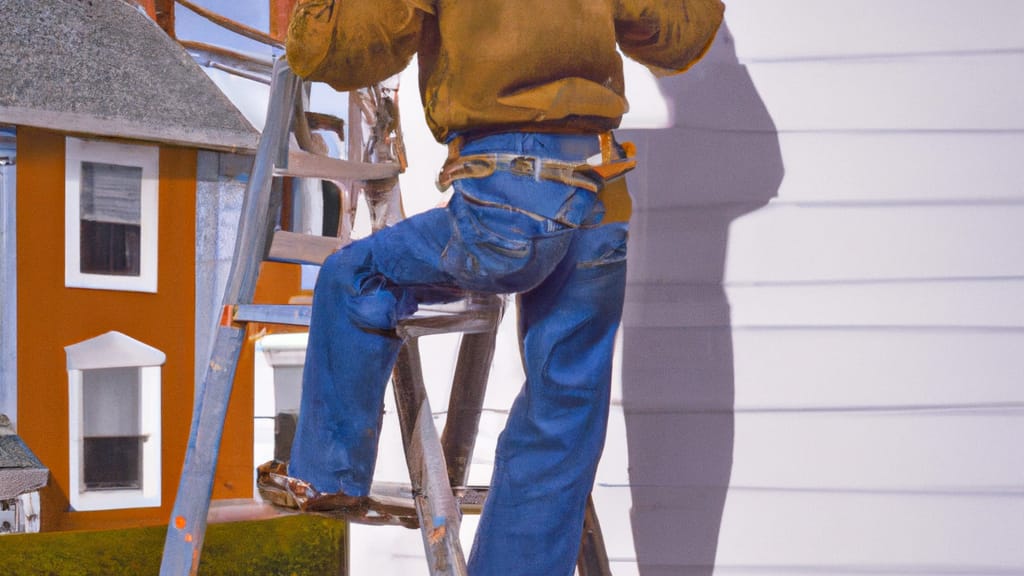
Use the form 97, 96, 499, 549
276, 150, 401, 181
234, 304, 311, 326
368, 482, 489, 516
268, 230, 347, 265
304, 111, 345, 141
398, 307, 501, 339
232, 302, 499, 335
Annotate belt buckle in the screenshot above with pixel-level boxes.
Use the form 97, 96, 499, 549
509, 156, 538, 178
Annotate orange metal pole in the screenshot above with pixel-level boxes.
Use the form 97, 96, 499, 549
269, 0, 299, 42
137, 0, 157, 20
155, 0, 176, 38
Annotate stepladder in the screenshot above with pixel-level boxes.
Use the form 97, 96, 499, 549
160, 58, 612, 576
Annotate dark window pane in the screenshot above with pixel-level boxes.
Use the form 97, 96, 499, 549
79, 161, 143, 277
83, 436, 142, 490
80, 220, 141, 275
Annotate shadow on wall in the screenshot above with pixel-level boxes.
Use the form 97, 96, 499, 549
617, 24, 783, 576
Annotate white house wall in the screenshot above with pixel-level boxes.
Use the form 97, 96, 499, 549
618, 1, 1024, 575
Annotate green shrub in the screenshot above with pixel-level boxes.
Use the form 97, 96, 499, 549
0, 515, 346, 575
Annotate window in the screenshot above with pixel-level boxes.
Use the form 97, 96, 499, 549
65, 138, 158, 292
81, 367, 143, 490
66, 332, 164, 511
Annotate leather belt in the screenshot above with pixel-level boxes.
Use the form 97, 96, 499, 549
435, 131, 637, 223
437, 132, 637, 192
436, 153, 613, 193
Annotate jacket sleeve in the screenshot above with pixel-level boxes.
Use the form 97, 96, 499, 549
287, 0, 431, 90
615, 0, 726, 76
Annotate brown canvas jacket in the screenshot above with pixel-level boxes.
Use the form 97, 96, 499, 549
287, 0, 725, 142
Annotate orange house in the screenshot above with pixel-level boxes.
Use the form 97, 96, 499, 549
0, 0, 300, 532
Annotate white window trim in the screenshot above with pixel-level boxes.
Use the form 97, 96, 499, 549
64, 137, 159, 293
66, 332, 164, 511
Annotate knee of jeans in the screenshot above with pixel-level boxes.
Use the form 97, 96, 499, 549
319, 242, 407, 331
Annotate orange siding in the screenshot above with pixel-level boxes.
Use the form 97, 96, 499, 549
212, 262, 303, 501
15, 127, 303, 531
15, 127, 198, 531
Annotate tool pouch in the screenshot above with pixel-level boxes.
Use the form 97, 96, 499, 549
582, 138, 636, 224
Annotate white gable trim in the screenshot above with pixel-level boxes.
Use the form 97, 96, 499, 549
65, 331, 166, 370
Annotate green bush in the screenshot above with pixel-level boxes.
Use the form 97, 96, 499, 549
0, 515, 346, 575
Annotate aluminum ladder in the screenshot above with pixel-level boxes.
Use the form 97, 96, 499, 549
159, 58, 611, 576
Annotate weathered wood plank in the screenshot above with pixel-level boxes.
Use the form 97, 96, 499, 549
266, 230, 346, 265
277, 150, 401, 182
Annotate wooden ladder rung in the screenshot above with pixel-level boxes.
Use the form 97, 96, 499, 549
367, 482, 489, 518
267, 230, 347, 265
398, 307, 501, 339
276, 150, 401, 181
304, 111, 345, 141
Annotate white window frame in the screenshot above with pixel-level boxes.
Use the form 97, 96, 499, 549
65, 137, 159, 293
66, 331, 164, 511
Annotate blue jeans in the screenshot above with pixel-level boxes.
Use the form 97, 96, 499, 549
289, 132, 628, 575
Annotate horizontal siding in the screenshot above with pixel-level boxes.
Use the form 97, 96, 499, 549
627, 203, 1024, 284
738, 54, 1024, 132
621, 328, 1024, 412
724, 0, 1024, 61
716, 489, 1024, 570
625, 280, 1024, 329
729, 411, 1024, 490
724, 204, 1024, 282
772, 132, 1024, 204
620, 4, 1024, 575
634, 131, 1024, 208
732, 330, 1024, 409
677, 54, 1024, 133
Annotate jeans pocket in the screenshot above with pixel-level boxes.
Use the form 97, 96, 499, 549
441, 191, 571, 292
576, 222, 628, 270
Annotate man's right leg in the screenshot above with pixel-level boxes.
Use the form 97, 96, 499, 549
285, 203, 471, 498
287, 238, 406, 497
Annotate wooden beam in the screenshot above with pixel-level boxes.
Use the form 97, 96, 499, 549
136, 0, 157, 20
276, 150, 401, 182
156, 0, 175, 38
269, 0, 300, 43
175, 0, 281, 48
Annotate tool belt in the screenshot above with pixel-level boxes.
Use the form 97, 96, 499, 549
437, 132, 636, 192
436, 132, 637, 222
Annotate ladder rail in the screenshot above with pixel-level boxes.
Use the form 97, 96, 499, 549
159, 58, 299, 576
160, 58, 611, 576
393, 340, 468, 575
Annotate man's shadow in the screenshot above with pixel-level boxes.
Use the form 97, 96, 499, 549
617, 24, 783, 575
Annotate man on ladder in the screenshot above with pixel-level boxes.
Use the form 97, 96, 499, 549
257, 1, 724, 574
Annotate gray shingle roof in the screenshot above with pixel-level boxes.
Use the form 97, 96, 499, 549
0, 0, 258, 152
0, 416, 47, 500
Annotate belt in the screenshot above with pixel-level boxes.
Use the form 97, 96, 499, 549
437, 153, 607, 193
436, 132, 637, 193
